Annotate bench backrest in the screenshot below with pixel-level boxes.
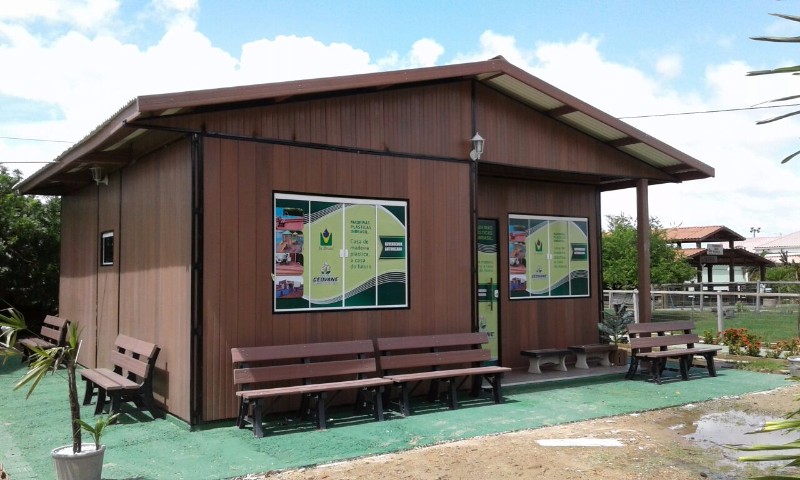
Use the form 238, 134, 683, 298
376, 332, 491, 372
40, 315, 69, 346
627, 321, 698, 354
232, 339, 379, 387
111, 334, 160, 386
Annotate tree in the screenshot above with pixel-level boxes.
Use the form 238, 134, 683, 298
601, 214, 696, 289
748, 13, 800, 164
0, 166, 60, 326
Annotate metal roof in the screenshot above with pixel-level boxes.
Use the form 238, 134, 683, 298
18, 56, 714, 195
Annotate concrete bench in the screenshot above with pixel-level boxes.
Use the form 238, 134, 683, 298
568, 344, 618, 369
520, 348, 572, 374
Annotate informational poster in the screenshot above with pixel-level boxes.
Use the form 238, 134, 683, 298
509, 214, 589, 299
477, 219, 499, 362
274, 193, 408, 312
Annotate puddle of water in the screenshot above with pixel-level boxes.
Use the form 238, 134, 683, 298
684, 410, 800, 472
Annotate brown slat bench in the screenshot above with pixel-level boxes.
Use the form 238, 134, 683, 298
625, 321, 722, 384
568, 344, 618, 369
18, 315, 69, 362
232, 340, 393, 438
376, 332, 511, 416
520, 348, 572, 374
80, 334, 162, 417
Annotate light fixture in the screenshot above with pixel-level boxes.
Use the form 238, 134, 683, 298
470, 133, 485, 161
89, 166, 108, 186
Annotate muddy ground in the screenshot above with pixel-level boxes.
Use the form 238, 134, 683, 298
258, 382, 800, 480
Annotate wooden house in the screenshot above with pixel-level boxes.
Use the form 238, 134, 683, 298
18, 57, 714, 425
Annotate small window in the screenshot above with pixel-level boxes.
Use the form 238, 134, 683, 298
101, 231, 114, 266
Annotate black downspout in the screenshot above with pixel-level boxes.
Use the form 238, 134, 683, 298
190, 134, 204, 426
470, 81, 479, 333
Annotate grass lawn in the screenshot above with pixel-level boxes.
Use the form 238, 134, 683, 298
650, 306, 800, 343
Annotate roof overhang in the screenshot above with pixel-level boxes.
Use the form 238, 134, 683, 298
17, 57, 715, 195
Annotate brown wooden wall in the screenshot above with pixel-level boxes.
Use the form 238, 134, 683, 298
60, 187, 98, 368
477, 177, 602, 369
118, 141, 192, 421
59, 141, 193, 421
202, 138, 473, 421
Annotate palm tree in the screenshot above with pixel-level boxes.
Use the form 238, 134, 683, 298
748, 13, 800, 163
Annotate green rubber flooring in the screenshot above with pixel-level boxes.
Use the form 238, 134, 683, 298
0, 360, 789, 479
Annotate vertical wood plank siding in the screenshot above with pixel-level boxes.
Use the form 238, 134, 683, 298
200, 83, 474, 421
59, 188, 98, 368
97, 174, 121, 368
118, 141, 192, 421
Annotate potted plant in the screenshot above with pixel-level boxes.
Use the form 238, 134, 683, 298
599, 304, 634, 365
0, 307, 117, 480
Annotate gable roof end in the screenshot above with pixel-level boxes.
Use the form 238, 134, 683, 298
17, 57, 715, 195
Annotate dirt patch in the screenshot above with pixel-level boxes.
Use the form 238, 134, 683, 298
258, 382, 800, 480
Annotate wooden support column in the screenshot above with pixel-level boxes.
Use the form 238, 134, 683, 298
636, 179, 651, 323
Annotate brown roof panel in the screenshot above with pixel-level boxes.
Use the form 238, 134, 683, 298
17, 57, 715, 195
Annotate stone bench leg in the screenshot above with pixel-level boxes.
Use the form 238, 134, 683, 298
526, 354, 568, 374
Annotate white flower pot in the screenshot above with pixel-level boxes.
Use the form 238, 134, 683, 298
51, 444, 105, 480
788, 356, 800, 377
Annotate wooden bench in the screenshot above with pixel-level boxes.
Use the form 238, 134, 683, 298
376, 332, 511, 416
80, 334, 161, 417
232, 340, 393, 438
17, 315, 69, 362
568, 344, 618, 369
625, 321, 722, 385
520, 348, 572, 374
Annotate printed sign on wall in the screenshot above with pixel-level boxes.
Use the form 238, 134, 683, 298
274, 193, 408, 312
508, 214, 589, 299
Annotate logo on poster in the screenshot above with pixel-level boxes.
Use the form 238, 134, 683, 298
535, 239, 543, 252
320, 228, 334, 247
313, 261, 339, 284
532, 264, 547, 279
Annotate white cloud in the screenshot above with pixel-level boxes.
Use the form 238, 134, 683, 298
239, 35, 376, 84
655, 54, 682, 79
0, 0, 119, 31
408, 38, 444, 67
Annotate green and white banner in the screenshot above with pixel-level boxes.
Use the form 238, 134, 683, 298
274, 193, 408, 312
509, 214, 589, 299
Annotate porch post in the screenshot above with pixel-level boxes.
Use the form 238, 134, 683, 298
636, 179, 651, 323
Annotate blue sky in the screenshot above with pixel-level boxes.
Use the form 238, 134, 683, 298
1, 0, 799, 237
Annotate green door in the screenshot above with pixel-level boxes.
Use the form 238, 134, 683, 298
477, 219, 500, 362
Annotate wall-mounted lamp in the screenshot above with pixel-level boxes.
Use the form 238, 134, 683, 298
470, 133, 485, 161
89, 166, 108, 186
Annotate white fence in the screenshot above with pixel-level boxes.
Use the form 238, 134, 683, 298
604, 288, 800, 333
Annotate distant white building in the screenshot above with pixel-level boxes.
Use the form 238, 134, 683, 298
736, 230, 800, 266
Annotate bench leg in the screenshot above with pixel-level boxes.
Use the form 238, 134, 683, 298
625, 357, 639, 379
236, 398, 247, 428
527, 358, 542, 374
679, 356, 690, 380
574, 353, 589, 369
650, 359, 665, 385
488, 373, 503, 404
82, 379, 96, 406
374, 387, 385, 421
598, 352, 613, 367
94, 388, 108, 415
399, 382, 411, 416
705, 354, 717, 377
316, 392, 327, 430
252, 399, 265, 438
447, 378, 458, 410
